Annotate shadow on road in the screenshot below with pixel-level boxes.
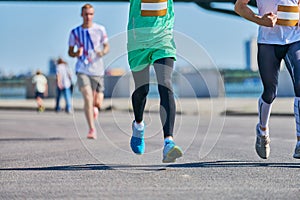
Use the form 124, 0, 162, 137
1, 160, 300, 171
0, 137, 64, 142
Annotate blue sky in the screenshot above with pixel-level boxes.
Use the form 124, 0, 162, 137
0, 1, 258, 75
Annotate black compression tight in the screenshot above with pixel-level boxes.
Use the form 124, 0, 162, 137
258, 41, 300, 104
131, 57, 175, 138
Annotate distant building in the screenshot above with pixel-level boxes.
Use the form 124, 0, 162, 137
48, 58, 56, 75
245, 37, 258, 72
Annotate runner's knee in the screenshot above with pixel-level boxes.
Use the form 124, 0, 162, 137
262, 91, 276, 104
133, 84, 149, 99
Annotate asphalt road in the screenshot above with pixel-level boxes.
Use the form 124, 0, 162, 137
1, 100, 300, 199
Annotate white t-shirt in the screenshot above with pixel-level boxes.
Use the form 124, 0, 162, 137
257, 0, 300, 44
68, 23, 108, 76
56, 64, 72, 89
32, 74, 47, 93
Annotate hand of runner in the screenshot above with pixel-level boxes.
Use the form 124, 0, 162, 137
77, 47, 84, 57
96, 50, 105, 57
260, 12, 277, 27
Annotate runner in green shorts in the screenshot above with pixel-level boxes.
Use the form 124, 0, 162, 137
127, 0, 183, 163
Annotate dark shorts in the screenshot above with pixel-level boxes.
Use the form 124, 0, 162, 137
35, 92, 44, 98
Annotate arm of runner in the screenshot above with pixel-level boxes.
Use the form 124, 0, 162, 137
234, 0, 277, 27
96, 42, 110, 57
68, 46, 83, 58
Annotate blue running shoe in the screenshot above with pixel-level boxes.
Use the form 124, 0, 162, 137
130, 121, 145, 155
162, 140, 183, 163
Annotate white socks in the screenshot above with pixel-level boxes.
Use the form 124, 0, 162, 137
258, 97, 272, 130
257, 97, 300, 138
134, 120, 144, 131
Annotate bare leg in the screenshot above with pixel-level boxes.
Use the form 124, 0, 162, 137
93, 91, 104, 109
36, 97, 43, 108
81, 85, 94, 130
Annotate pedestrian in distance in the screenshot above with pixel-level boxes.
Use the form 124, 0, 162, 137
235, 0, 300, 159
68, 3, 110, 139
32, 69, 48, 112
127, 0, 183, 163
55, 57, 73, 114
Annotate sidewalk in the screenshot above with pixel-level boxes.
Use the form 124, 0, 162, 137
0, 97, 294, 116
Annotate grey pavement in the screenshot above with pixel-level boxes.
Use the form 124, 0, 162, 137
1, 97, 300, 199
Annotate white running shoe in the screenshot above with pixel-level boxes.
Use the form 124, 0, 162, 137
87, 128, 97, 139
255, 124, 270, 159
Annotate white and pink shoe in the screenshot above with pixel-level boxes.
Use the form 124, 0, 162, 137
87, 128, 97, 139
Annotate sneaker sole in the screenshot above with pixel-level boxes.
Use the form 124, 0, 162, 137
162, 146, 183, 163
87, 135, 97, 139
293, 153, 300, 159
255, 145, 269, 159
255, 137, 270, 159
255, 125, 270, 159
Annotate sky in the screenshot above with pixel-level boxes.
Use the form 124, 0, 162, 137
0, 1, 258, 75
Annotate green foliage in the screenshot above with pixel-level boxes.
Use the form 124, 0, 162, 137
220, 69, 260, 82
